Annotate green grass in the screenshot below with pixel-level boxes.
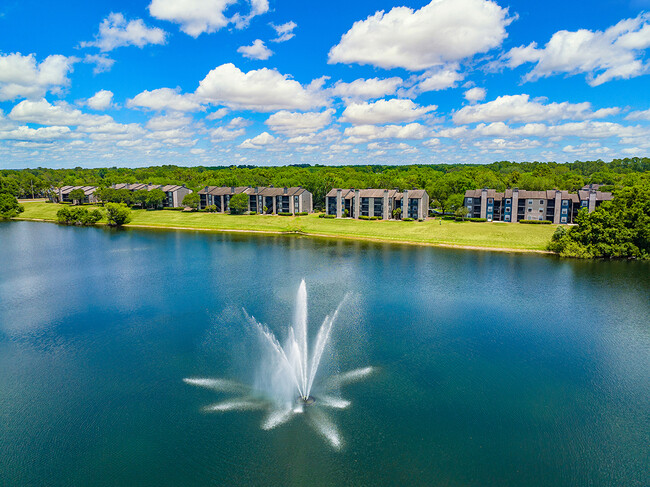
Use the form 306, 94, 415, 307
15, 202, 556, 251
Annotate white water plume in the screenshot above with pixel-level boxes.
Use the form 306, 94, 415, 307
184, 280, 373, 450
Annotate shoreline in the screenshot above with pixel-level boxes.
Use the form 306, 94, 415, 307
10, 217, 553, 255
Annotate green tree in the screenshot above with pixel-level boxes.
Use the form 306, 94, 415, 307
548, 183, 650, 259
146, 189, 166, 209
455, 206, 469, 221
68, 188, 86, 204
228, 193, 249, 214
132, 190, 149, 208
182, 192, 199, 210
105, 203, 131, 226
0, 193, 24, 219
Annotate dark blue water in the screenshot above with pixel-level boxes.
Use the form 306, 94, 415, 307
1, 221, 648, 487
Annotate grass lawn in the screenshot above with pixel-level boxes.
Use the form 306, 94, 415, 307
15, 202, 557, 251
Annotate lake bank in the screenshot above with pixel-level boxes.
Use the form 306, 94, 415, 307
14, 201, 557, 253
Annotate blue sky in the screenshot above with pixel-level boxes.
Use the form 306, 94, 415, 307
1, 0, 650, 168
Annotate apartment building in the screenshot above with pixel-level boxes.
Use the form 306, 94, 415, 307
197, 186, 313, 214
111, 183, 192, 208
55, 186, 99, 204
463, 187, 613, 223
325, 188, 429, 220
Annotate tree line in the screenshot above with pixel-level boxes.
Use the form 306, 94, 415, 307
2, 158, 649, 213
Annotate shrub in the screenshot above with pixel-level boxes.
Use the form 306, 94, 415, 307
105, 203, 131, 226
319, 214, 336, 218
56, 206, 102, 225
0, 193, 24, 220
278, 212, 294, 216
519, 219, 552, 224
359, 215, 370, 220
248, 211, 257, 215
205, 205, 217, 213
295, 212, 308, 216
68, 189, 86, 204
343, 209, 349, 217
402, 217, 414, 221
469, 218, 488, 222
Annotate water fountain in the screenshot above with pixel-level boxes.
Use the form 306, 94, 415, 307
184, 280, 373, 449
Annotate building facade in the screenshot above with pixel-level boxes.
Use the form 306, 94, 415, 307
54, 186, 99, 204
197, 186, 313, 214
111, 183, 192, 208
325, 188, 429, 220
463, 187, 613, 223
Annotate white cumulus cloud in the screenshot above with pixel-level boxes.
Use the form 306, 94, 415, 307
464, 87, 487, 103
9, 99, 113, 127
265, 109, 335, 136
239, 131, 276, 148
79, 13, 166, 52
328, 0, 513, 70
0, 53, 76, 101
195, 63, 328, 112
86, 90, 114, 110
237, 39, 273, 60
149, 0, 268, 37
343, 123, 430, 143
127, 87, 204, 112
340, 99, 436, 125
625, 108, 650, 120
332, 77, 402, 101
270, 21, 297, 42
452, 94, 619, 124
504, 12, 650, 86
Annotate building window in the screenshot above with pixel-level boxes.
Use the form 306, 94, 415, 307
528, 208, 532, 212
467, 198, 473, 203
505, 198, 511, 204
528, 199, 533, 204
562, 200, 568, 206
539, 209, 544, 213
561, 208, 568, 215
539, 216, 543, 220
488, 198, 493, 203
539, 200, 544, 204
561, 217, 567, 223
505, 207, 511, 213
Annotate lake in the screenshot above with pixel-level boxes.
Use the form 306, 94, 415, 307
0, 221, 648, 487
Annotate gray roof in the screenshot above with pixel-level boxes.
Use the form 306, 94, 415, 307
200, 186, 309, 196
112, 183, 187, 192
466, 188, 613, 202
326, 188, 427, 200
60, 185, 97, 195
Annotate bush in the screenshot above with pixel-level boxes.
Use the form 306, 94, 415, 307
519, 219, 552, 224
56, 206, 102, 225
295, 212, 308, 216
402, 217, 415, 221
343, 209, 349, 217
0, 193, 24, 220
205, 204, 217, 213
248, 211, 257, 215
277, 212, 293, 216
319, 213, 336, 218
469, 217, 488, 222
105, 203, 131, 226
